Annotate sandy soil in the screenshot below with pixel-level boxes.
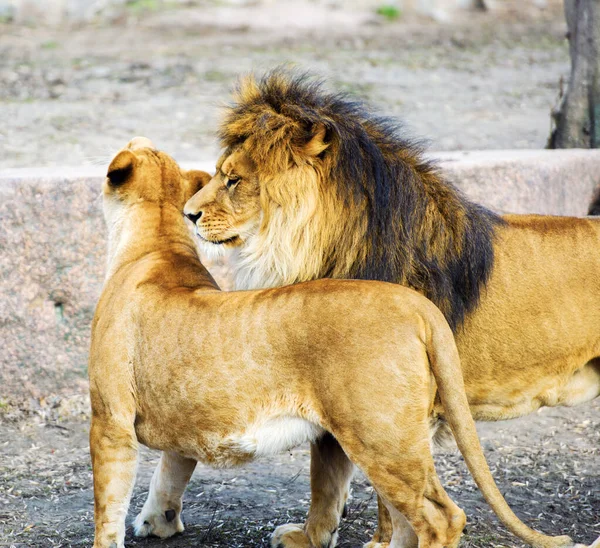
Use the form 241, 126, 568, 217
1, 3, 598, 548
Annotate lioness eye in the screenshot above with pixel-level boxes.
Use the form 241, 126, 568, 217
226, 177, 240, 189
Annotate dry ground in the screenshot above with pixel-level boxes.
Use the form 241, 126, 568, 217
1, 399, 598, 547
0, 1, 571, 169
1, 2, 598, 547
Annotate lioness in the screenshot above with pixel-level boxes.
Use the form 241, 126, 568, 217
90, 138, 574, 548
147, 71, 600, 548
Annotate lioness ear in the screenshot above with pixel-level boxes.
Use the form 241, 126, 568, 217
107, 150, 136, 187
303, 123, 329, 158
185, 170, 212, 197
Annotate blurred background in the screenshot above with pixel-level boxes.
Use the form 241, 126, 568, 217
1, 0, 568, 169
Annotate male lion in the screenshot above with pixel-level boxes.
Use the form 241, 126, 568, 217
141, 72, 600, 548
89, 137, 571, 548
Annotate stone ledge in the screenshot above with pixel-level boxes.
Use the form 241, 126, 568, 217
432, 149, 600, 216
1, 149, 599, 404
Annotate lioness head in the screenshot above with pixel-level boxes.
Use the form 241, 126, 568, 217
104, 136, 211, 224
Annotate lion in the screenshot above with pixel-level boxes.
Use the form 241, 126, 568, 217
89, 137, 576, 548
136, 71, 600, 548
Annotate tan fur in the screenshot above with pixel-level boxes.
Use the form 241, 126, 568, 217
180, 102, 600, 547
90, 140, 574, 548
185, 148, 600, 421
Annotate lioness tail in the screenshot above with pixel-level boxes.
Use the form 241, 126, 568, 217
426, 311, 574, 548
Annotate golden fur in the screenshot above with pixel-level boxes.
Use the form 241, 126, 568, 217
179, 72, 600, 548
90, 139, 576, 548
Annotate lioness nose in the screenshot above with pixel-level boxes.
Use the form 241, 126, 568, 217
185, 211, 202, 224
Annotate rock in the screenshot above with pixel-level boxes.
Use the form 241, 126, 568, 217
1, 149, 599, 404
434, 149, 600, 216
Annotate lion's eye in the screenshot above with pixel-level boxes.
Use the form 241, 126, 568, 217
226, 176, 240, 189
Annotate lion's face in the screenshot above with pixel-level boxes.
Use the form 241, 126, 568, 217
183, 146, 262, 248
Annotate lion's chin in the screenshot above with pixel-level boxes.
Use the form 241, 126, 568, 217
196, 231, 241, 247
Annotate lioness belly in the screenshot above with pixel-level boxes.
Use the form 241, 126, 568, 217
221, 417, 325, 460
135, 414, 324, 468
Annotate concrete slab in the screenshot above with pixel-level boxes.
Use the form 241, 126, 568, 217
1, 149, 599, 404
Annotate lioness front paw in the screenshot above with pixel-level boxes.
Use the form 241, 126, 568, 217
133, 505, 183, 539
363, 543, 389, 548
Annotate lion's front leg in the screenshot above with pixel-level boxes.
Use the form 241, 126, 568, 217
362, 496, 394, 548
133, 451, 197, 539
91, 416, 138, 548
272, 433, 354, 548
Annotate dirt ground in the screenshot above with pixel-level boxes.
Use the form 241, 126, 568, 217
1, 399, 598, 548
1, 2, 599, 547
0, 1, 571, 169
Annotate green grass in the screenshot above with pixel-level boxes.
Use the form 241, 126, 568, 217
126, 0, 162, 14
376, 4, 402, 21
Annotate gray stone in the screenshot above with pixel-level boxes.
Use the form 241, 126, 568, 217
435, 149, 600, 216
1, 149, 599, 405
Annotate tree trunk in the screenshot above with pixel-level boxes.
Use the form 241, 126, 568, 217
550, 0, 600, 149
589, 186, 600, 214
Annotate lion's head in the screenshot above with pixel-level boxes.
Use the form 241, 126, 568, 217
184, 71, 502, 330
183, 146, 262, 249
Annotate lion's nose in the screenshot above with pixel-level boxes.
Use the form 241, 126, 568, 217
185, 211, 202, 224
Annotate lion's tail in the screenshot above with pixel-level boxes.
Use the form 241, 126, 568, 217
425, 311, 574, 548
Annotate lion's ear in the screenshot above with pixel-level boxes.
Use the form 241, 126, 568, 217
302, 123, 329, 158
185, 170, 213, 197
107, 150, 137, 187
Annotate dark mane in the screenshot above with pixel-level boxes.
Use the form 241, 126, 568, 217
220, 70, 503, 331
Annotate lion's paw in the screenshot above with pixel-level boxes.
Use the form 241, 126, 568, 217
271, 524, 311, 548
133, 504, 183, 539
271, 522, 340, 548
363, 543, 389, 548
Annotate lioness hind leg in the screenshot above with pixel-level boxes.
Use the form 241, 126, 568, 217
343, 415, 464, 548
134, 451, 197, 539
368, 459, 465, 548
271, 433, 354, 548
